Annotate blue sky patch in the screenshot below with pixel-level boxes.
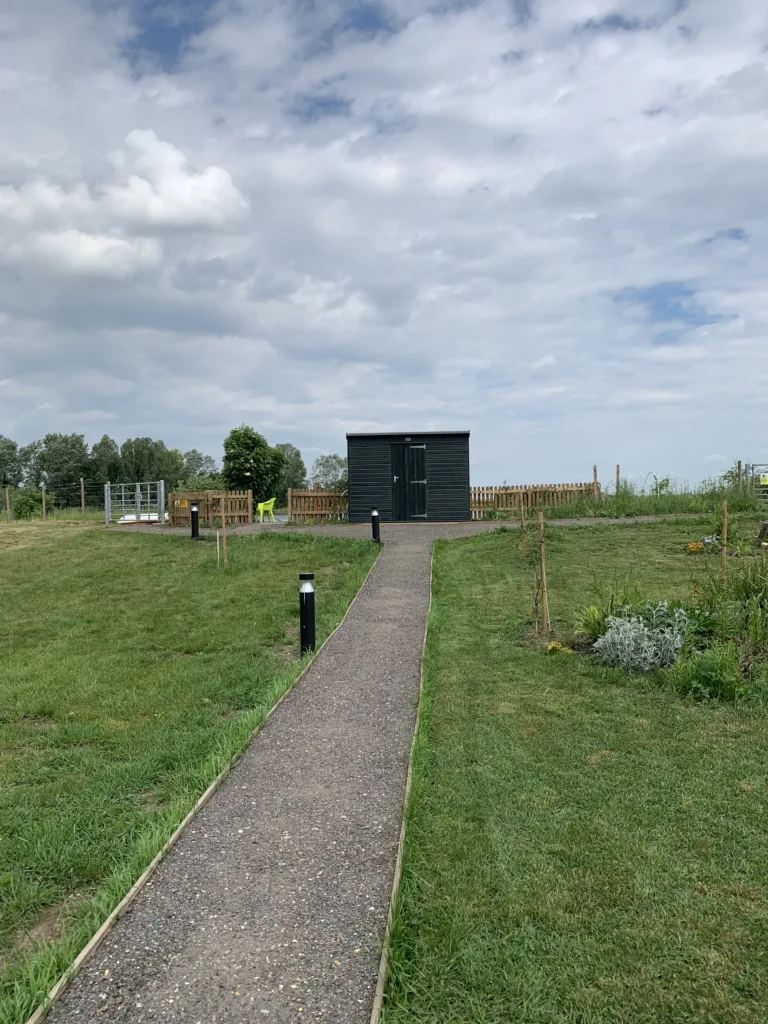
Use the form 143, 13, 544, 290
615, 281, 734, 341
580, 1, 688, 35
298, 0, 401, 56
120, 0, 215, 73
705, 227, 748, 243
288, 92, 353, 122
510, 0, 535, 25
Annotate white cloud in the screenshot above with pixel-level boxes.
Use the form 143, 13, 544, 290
0, 0, 765, 481
104, 130, 250, 229
5, 229, 162, 278
532, 354, 556, 370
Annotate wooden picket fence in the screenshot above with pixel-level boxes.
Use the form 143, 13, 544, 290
169, 490, 253, 528
470, 482, 598, 521
288, 488, 347, 523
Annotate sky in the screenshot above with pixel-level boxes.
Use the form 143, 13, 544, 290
0, 0, 765, 485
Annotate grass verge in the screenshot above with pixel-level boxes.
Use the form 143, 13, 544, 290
383, 517, 768, 1023
0, 524, 378, 1024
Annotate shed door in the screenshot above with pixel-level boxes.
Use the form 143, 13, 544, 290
391, 443, 427, 520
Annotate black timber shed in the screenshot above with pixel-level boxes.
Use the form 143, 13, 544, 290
346, 431, 470, 523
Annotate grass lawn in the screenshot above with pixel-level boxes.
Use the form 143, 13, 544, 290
384, 517, 768, 1023
0, 524, 378, 1024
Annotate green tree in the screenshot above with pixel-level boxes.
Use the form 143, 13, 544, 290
183, 449, 218, 478
38, 433, 89, 492
275, 443, 307, 504
88, 435, 122, 484
311, 453, 348, 492
178, 472, 225, 491
120, 439, 185, 487
18, 440, 44, 487
222, 425, 285, 501
0, 436, 21, 486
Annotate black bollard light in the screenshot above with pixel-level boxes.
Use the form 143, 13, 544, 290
190, 500, 200, 540
371, 508, 380, 544
299, 572, 316, 655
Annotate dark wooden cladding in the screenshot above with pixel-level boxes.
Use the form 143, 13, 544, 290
347, 432, 470, 523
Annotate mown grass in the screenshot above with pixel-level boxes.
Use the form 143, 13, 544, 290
384, 517, 768, 1024
0, 524, 378, 1023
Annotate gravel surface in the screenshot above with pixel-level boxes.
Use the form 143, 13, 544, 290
48, 524, 488, 1024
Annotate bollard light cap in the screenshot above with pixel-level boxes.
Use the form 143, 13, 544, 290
299, 572, 315, 580
371, 508, 379, 516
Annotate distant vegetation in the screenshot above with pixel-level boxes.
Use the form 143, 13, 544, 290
545, 472, 759, 520
0, 428, 349, 514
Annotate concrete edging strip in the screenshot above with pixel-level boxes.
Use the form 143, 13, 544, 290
24, 546, 382, 1024
369, 547, 434, 1024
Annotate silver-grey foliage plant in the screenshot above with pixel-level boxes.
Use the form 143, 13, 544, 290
594, 603, 689, 673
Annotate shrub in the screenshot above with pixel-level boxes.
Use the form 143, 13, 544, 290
11, 488, 48, 519
663, 643, 746, 702
574, 574, 645, 642
594, 606, 688, 672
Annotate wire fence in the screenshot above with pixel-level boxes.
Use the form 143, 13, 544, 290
1, 480, 172, 525
1, 480, 107, 522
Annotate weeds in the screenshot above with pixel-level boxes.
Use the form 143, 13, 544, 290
573, 551, 768, 702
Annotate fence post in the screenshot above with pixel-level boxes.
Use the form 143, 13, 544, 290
593, 465, 599, 499
221, 506, 228, 568
519, 503, 526, 557
159, 480, 165, 526
616, 464, 620, 495
5, 485, 10, 522
722, 499, 728, 585
247, 489, 253, 524
737, 460, 742, 489
42, 485, 46, 520
287, 488, 292, 523
80, 477, 86, 521
538, 509, 550, 632
104, 483, 111, 524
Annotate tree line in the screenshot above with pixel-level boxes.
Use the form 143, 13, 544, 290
0, 426, 347, 506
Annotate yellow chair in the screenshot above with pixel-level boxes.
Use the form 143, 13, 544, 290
257, 497, 277, 523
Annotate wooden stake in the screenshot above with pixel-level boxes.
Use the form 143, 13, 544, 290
5, 485, 10, 522
737, 460, 743, 489
42, 485, 46, 520
538, 509, 550, 632
287, 488, 293, 523
722, 499, 728, 584
616, 463, 620, 495
593, 464, 599, 499
80, 477, 86, 522
221, 504, 228, 569
519, 503, 526, 557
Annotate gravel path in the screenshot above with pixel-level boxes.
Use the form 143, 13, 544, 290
44, 515, 691, 1023
48, 524, 487, 1024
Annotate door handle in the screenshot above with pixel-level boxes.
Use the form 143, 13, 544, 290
394, 476, 399, 482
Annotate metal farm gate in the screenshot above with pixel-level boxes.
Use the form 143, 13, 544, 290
745, 465, 768, 500
105, 481, 166, 524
